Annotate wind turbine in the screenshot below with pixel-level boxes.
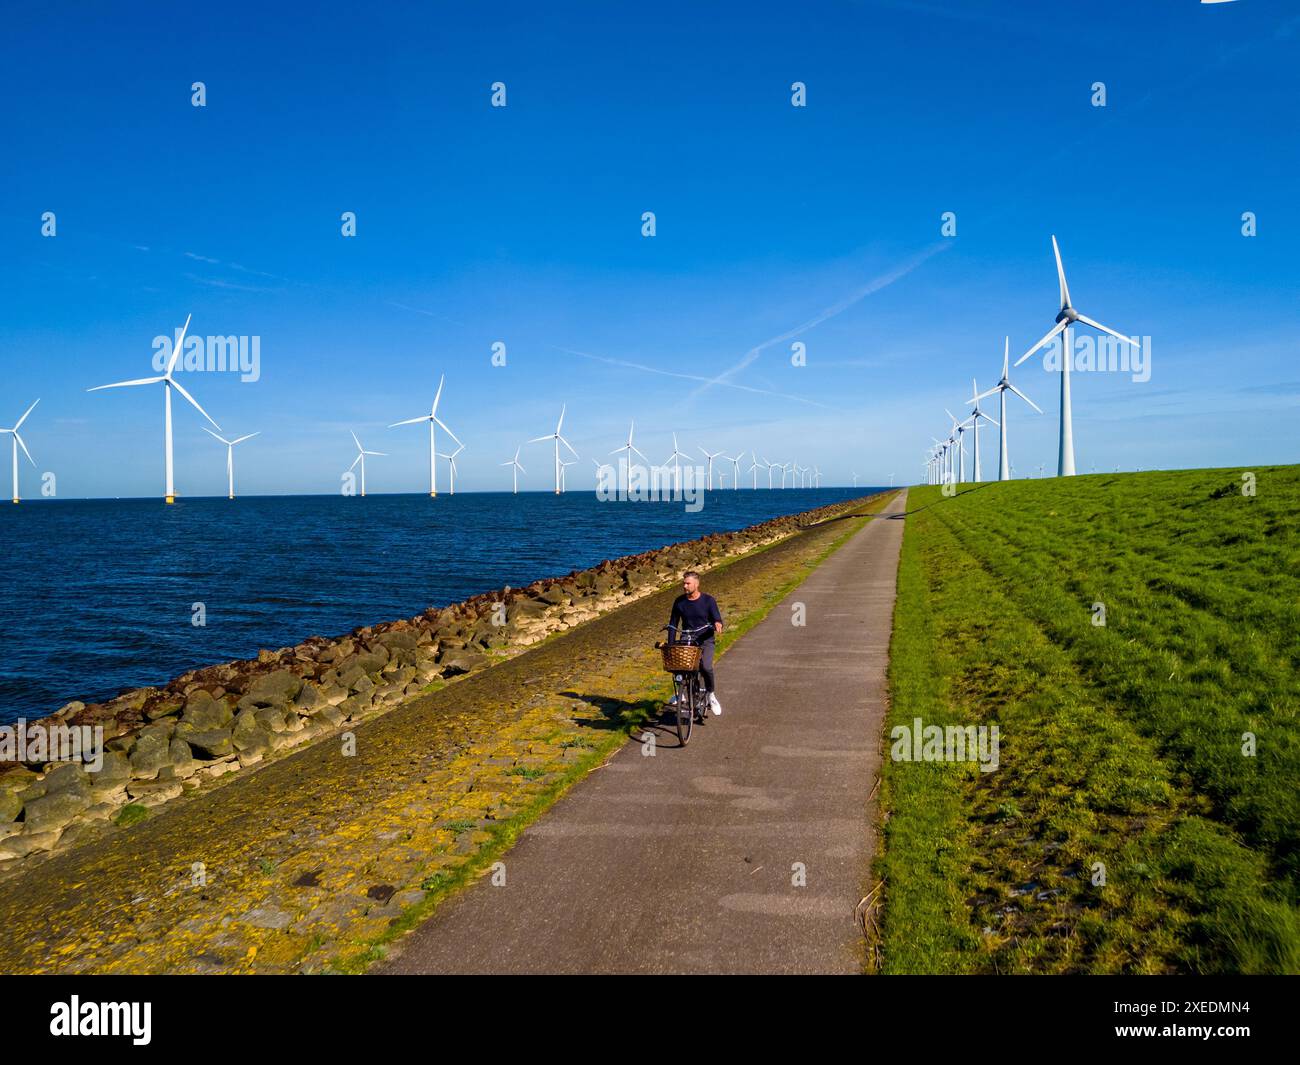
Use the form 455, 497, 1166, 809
761, 456, 776, 489
528, 404, 578, 495
500, 446, 525, 494
748, 453, 766, 490
88, 315, 220, 503
438, 442, 465, 495
1015, 235, 1137, 476
724, 452, 743, 490
945, 409, 971, 484
609, 421, 648, 488
813, 465, 821, 488
349, 431, 385, 497
559, 457, 578, 493
1, 399, 38, 503
201, 428, 258, 499
699, 447, 723, 490
973, 338, 1041, 481
389, 374, 460, 497
961, 379, 1000, 482
663, 434, 690, 495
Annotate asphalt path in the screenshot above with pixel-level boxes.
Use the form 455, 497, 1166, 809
382, 489, 908, 974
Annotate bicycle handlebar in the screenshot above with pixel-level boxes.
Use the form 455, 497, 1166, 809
663, 623, 714, 645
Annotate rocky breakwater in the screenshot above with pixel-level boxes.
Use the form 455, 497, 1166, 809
0, 494, 878, 870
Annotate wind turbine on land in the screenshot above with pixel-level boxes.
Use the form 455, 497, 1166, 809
500, 446, 525, 493
349, 432, 385, 497
945, 410, 970, 484
961, 379, 1000, 482
1, 399, 38, 503
528, 404, 578, 495
201, 428, 258, 499
1015, 235, 1137, 476
88, 315, 220, 503
389, 374, 460, 498
973, 338, 1041, 481
663, 434, 690, 495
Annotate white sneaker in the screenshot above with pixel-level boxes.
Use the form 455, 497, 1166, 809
668, 693, 680, 706
709, 693, 722, 716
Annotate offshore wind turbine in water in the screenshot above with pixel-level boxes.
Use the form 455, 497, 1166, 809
500, 446, 526, 494
201, 428, 259, 499
389, 374, 461, 497
1, 399, 38, 503
529, 404, 578, 494
88, 314, 221, 503
1016, 235, 1137, 476
348, 432, 385, 497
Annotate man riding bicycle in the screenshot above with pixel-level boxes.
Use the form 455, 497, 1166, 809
668, 570, 723, 715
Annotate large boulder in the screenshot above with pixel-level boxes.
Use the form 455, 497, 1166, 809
180, 690, 233, 730
129, 730, 173, 779
23, 790, 91, 834
242, 670, 303, 708
173, 724, 234, 760
438, 650, 489, 677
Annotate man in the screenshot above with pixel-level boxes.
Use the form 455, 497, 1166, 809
668, 570, 724, 715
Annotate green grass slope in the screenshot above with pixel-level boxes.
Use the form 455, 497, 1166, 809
878, 466, 1300, 974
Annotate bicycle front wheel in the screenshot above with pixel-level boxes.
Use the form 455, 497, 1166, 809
676, 675, 695, 746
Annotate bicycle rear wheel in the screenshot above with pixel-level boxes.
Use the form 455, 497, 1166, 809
675, 674, 695, 746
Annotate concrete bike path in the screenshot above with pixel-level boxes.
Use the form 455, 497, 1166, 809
381, 489, 908, 974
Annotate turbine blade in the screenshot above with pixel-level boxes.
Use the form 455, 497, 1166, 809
388, 415, 429, 428
169, 377, 221, 430
13, 399, 39, 430
166, 314, 193, 376
556, 404, 566, 434
231, 433, 258, 445
1002, 336, 1010, 378
349, 454, 362, 471
631, 446, 649, 463
1014, 320, 1067, 367
1075, 313, 1138, 346
431, 374, 445, 416
1051, 235, 1071, 309
559, 435, 579, 459
973, 386, 1000, 402
527, 434, 551, 444
351, 431, 362, 450
1008, 383, 1043, 413
433, 416, 462, 448
14, 432, 34, 465
88, 376, 164, 391
202, 427, 231, 445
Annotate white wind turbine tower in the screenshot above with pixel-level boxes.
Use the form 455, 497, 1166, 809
88, 314, 220, 503
945, 410, 970, 484
724, 452, 743, 490
663, 434, 690, 495
747, 453, 765, 490
438, 442, 465, 495
500, 446, 526, 494
1, 399, 38, 504
389, 374, 460, 497
609, 421, 648, 489
202, 428, 259, 500
349, 431, 385, 497
559, 457, 578, 493
699, 447, 723, 490
1016, 235, 1137, 476
760, 456, 776, 489
973, 338, 1042, 481
813, 465, 821, 488
529, 404, 578, 495
961, 379, 1000, 483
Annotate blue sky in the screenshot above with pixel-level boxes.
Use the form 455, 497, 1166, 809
1, 0, 1297, 496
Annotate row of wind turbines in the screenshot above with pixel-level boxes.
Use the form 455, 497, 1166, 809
357, 396, 825, 498
926, 235, 1138, 486
2, 322, 831, 501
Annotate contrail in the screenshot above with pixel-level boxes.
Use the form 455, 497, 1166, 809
688, 240, 950, 402
552, 346, 842, 411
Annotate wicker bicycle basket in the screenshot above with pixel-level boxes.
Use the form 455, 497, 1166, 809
661, 643, 702, 672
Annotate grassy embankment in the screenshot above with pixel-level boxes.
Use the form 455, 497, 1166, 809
878, 467, 1300, 974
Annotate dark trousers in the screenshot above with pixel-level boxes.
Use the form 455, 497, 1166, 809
698, 639, 716, 693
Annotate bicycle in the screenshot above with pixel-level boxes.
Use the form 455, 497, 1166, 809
656, 623, 713, 746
